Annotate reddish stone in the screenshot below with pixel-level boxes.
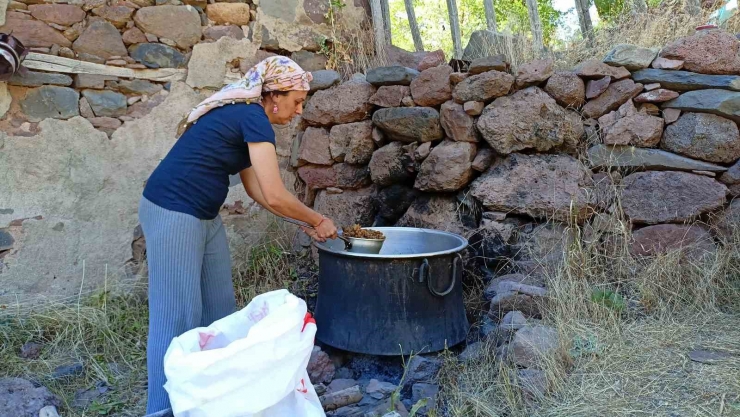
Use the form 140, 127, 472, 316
88, 116, 122, 137
631, 224, 715, 261
449, 72, 469, 85
410, 65, 453, 107
651, 57, 684, 70
92, 6, 134, 29
28, 4, 85, 26
297, 165, 337, 190
206, 3, 251, 26
440, 100, 478, 142
582, 79, 643, 119
417, 49, 446, 71
464, 101, 484, 116
122, 27, 148, 45
515, 59, 554, 89
0, 18, 72, 48
544, 72, 585, 108
660, 30, 740, 75
126, 92, 166, 118
298, 127, 332, 166
634, 89, 680, 103
368, 85, 410, 108
663, 108, 681, 124
585, 76, 610, 99
644, 83, 661, 91
603, 112, 664, 147
334, 163, 371, 190
575, 60, 631, 79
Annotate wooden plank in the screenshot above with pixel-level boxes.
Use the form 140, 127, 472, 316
380, 0, 393, 45
446, 0, 463, 59
22, 53, 187, 82
524, 0, 544, 56
483, 0, 498, 32
404, 0, 424, 51
369, 0, 387, 59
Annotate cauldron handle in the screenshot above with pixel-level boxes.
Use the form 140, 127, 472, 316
419, 254, 460, 297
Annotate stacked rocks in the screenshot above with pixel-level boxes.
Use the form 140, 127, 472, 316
0, 0, 345, 137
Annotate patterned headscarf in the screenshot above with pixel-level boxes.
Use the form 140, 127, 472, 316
177, 56, 312, 136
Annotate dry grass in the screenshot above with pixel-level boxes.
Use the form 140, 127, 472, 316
438, 196, 740, 416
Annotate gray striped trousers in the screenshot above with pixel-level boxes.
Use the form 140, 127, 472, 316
138, 196, 236, 414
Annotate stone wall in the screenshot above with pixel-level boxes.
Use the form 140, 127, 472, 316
292, 28, 740, 289
0, 0, 370, 307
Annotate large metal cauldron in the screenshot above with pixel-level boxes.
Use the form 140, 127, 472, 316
313, 227, 469, 356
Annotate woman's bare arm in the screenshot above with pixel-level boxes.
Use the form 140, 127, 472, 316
246, 142, 337, 239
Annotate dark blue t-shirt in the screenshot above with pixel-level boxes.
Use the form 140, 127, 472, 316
143, 103, 275, 220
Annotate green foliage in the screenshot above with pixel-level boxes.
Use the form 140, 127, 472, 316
591, 288, 627, 312
591, 0, 626, 22
388, 0, 562, 56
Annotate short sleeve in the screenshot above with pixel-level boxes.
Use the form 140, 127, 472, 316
239, 104, 276, 146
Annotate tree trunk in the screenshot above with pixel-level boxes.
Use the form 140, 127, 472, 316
524, 0, 544, 55
633, 0, 648, 14
575, 0, 594, 44
483, 0, 498, 31
380, 0, 393, 45
684, 0, 701, 15
446, 0, 463, 59
370, 0, 386, 58
404, 0, 424, 51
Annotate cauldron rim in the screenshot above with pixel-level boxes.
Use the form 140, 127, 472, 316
314, 227, 468, 259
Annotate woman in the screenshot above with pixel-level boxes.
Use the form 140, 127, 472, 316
139, 56, 338, 414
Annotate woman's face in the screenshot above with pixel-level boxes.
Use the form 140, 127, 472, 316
269, 90, 308, 125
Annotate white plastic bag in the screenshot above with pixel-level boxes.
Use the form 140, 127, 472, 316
162, 289, 325, 417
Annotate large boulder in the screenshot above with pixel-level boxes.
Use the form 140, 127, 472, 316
462, 30, 524, 61
372, 107, 444, 143
544, 72, 586, 108
587, 145, 728, 173
662, 89, 740, 123
396, 194, 466, 234
133, 5, 202, 49
477, 87, 584, 154
440, 101, 479, 143
414, 141, 476, 192
314, 186, 377, 227
659, 30, 740, 75
603, 44, 658, 71
410, 65, 453, 107
631, 224, 716, 261
582, 79, 643, 119
470, 153, 593, 223
661, 113, 740, 163
303, 79, 376, 127
632, 69, 740, 92
369, 142, 411, 186
452, 71, 514, 103
621, 171, 727, 224
603, 112, 664, 148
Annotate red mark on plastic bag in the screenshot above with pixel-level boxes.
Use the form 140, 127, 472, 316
302, 313, 315, 332
199, 332, 215, 350
297, 378, 308, 394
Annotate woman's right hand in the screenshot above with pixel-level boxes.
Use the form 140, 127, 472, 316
314, 216, 338, 242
